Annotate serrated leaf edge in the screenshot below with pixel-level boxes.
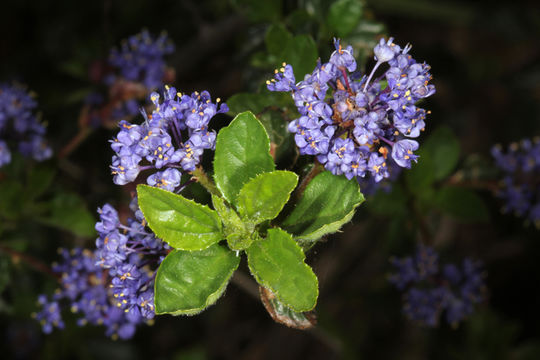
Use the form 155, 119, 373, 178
213, 111, 274, 204
247, 229, 319, 312
154, 249, 240, 316
237, 170, 299, 224
137, 185, 223, 251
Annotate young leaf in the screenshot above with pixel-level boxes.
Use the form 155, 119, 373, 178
211, 195, 245, 235
154, 244, 239, 315
214, 111, 275, 204
246, 228, 318, 312
282, 171, 364, 244
137, 185, 223, 250
237, 170, 298, 224
212, 195, 254, 250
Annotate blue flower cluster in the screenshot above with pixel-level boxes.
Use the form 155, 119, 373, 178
267, 38, 435, 183
86, 30, 175, 127
491, 138, 540, 227
35, 199, 168, 339
110, 86, 228, 191
0, 83, 52, 167
106, 29, 175, 90
389, 245, 486, 327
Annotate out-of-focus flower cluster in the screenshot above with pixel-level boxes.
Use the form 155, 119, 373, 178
110, 86, 228, 191
491, 138, 540, 227
389, 245, 486, 327
267, 38, 435, 184
86, 30, 175, 127
106, 30, 174, 90
0, 83, 52, 167
35, 199, 168, 339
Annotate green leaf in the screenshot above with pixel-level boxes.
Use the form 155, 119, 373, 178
405, 151, 436, 195
38, 192, 95, 237
226, 91, 292, 116
282, 171, 364, 244
232, 0, 282, 23
0, 257, 10, 293
327, 0, 363, 37
260, 286, 316, 329
246, 228, 318, 312
435, 186, 489, 222
367, 183, 408, 216
0, 180, 24, 219
154, 245, 239, 315
211, 195, 244, 235
25, 166, 55, 200
214, 111, 275, 204
405, 126, 460, 194
137, 185, 222, 250
423, 126, 460, 180
225, 92, 295, 163
283, 35, 318, 80
237, 171, 298, 224
265, 24, 293, 57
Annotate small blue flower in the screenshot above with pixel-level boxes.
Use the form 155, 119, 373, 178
373, 37, 400, 63
267, 63, 296, 92
391, 139, 419, 168
147, 168, 182, 191
329, 39, 357, 72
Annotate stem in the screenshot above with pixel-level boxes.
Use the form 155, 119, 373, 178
58, 127, 93, 159
294, 162, 325, 201
177, 178, 196, 193
363, 61, 383, 93
0, 244, 59, 280
444, 173, 500, 193
191, 166, 221, 197
339, 67, 354, 95
377, 135, 394, 147
231, 271, 343, 354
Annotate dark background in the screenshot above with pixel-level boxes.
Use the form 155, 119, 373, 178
1, 0, 539, 359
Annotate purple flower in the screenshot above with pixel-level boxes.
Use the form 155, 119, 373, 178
267, 64, 296, 92
329, 39, 357, 72
392, 139, 419, 168
147, 168, 182, 191
267, 37, 435, 183
373, 37, 400, 63
491, 138, 540, 226
389, 246, 485, 327
109, 86, 226, 192
108, 30, 174, 89
37, 198, 169, 340
0, 140, 11, 167
0, 83, 52, 167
